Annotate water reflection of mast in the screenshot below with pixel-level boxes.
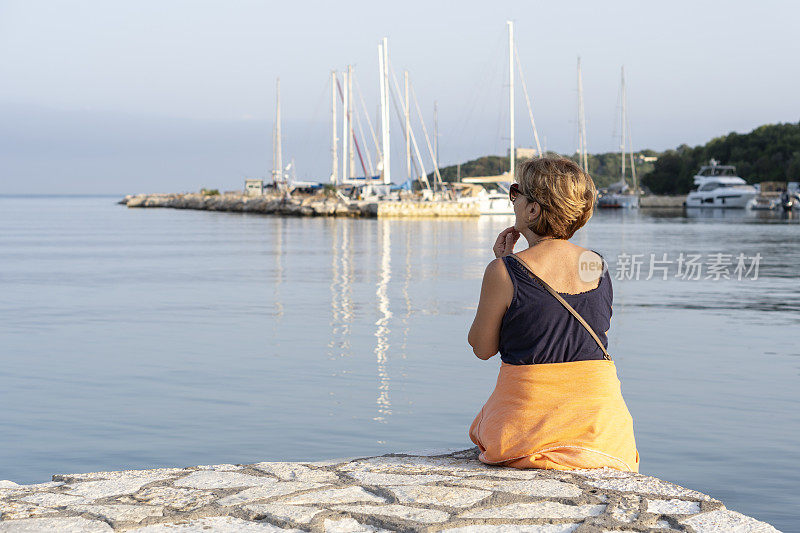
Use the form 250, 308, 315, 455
400, 226, 411, 359
273, 217, 285, 321
374, 219, 392, 422
328, 220, 340, 358
328, 220, 353, 358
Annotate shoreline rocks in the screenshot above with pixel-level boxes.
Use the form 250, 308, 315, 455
120, 192, 483, 218
120, 192, 379, 218
0, 448, 778, 532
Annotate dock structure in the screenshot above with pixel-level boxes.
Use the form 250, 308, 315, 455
0, 448, 778, 532
121, 192, 481, 218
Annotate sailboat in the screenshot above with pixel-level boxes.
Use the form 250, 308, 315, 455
460, 20, 542, 215
597, 67, 639, 209
576, 56, 588, 174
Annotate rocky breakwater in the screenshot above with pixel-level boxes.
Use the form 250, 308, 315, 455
0, 448, 778, 532
121, 193, 481, 218
121, 193, 379, 217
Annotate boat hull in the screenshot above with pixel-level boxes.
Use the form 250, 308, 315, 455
479, 197, 514, 215
686, 191, 756, 208
597, 194, 639, 209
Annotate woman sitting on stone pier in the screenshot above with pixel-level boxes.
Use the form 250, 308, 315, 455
468, 157, 639, 472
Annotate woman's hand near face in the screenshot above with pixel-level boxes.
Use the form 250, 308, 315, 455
493, 226, 520, 258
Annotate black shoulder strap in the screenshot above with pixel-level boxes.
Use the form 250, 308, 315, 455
511, 253, 612, 361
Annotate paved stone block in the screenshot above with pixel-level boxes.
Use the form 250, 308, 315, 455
586, 476, 714, 500
331, 503, 450, 523
131, 486, 215, 510
0, 481, 64, 494
388, 484, 491, 507
217, 481, 322, 506
452, 478, 582, 498
243, 503, 322, 524
680, 509, 780, 532
63, 478, 163, 499
195, 464, 243, 471
323, 517, 390, 532
171, 470, 274, 489
0, 516, 112, 532
18, 493, 89, 507
400, 448, 472, 457
67, 504, 163, 524
57, 469, 185, 482
571, 467, 636, 479
127, 516, 301, 531
301, 457, 365, 467
341, 456, 469, 473
347, 471, 458, 486
342, 456, 540, 479
282, 486, 386, 505
646, 498, 702, 515
460, 501, 606, 519
0, 502, 58, 520
609, 494, 639, 523
251, 462, 339, 483
443, 525, 580, 533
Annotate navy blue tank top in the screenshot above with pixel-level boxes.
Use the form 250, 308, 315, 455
499, 252, 613, 365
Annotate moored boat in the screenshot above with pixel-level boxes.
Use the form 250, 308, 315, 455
685, 161, 757, 208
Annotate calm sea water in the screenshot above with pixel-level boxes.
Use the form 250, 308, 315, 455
1, 195, 798, 530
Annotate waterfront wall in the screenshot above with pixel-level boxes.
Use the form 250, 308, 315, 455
377, 201, 480, 217
121, 193, 481, 218
639, 195, 685, 208
0, 448, 777, 532
122, 193, 378, 217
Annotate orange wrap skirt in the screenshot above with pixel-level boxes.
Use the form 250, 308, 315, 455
469, 360, 639, 472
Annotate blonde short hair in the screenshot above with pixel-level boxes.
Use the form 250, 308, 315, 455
516, 157, 596, 240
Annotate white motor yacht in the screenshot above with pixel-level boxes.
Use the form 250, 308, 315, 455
456, 181, 515, 215
685, 162, 757, 208
476, 182, 515, 215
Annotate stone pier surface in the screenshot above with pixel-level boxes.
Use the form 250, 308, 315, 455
0, 448, 778, 532
120, 193, 480, 218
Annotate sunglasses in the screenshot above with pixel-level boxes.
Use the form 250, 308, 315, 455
509, 183, 524, 203
509, 183, 545, 209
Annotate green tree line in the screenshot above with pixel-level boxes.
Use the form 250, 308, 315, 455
641, 122, 800, 194
432, 151, 656, 189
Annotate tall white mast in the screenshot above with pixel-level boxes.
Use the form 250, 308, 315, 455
433, 100, 439, 170
513, 41, 542, 158
624, 68, 638, 195
577, 56, 588, 173
619, 66, 626, 184
379, 37, 391, 185
331, 70, 338, 185
507, 20, 515, 177
342, 66, 350, 181
388, 68, 430, 190
404, 70, 410, 182
274, 77, 282, 188
408, 79, 442, 189
348, 65, 355, 180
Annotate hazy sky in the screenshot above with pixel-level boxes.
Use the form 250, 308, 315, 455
1, 0, 798, 194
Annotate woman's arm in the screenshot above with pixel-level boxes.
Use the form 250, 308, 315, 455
468, 258, 514, 360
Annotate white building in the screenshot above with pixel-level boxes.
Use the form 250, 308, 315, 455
244, 179, 264, 196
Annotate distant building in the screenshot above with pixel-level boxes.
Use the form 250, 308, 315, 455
515, 147, 539, 160
637, 154, 658, 163
244, 179, 265, 196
